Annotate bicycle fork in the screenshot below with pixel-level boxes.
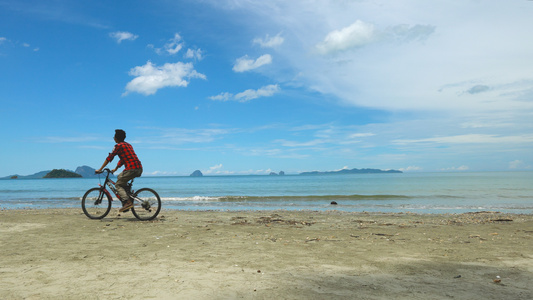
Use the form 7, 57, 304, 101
96, 185, 113, 205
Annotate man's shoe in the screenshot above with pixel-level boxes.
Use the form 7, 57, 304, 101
119, 200, 133, 213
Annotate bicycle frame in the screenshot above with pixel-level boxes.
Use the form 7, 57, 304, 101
97, 168, 133, 203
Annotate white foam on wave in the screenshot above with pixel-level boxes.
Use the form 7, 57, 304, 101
161, 196, 221, 202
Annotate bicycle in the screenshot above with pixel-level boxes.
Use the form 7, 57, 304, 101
81, 168, 161, 220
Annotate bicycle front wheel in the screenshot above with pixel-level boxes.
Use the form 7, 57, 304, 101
81, 187, 112, 219
131, 188, 161, 221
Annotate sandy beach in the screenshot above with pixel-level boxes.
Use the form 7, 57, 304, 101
1, 209, 532, 299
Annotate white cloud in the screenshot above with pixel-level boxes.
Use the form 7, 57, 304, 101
123, 61, 206, 96
204, 164, 234, 175
253, 33, 284, 48
399, 166, 423, 172
316, 20, 376, 55
0, 38, 38, 51
235, 84, 280, 102
149, 34, 201, 58
210, 84, 280, 102
509, 160, 530, 170
150, 33, 183, 55
394, 134, 533, 145
35, 135, 100, 144
466, 84, 490, 94
237, 168, 288, 175
109, 31, 138, 43
440, 166, 469, 171
275, 138, 327, 147
209, 92, 233, 101
139, 127, 231, 145
233, 54, 272, 72
165, 33, 183, 54
185, 48, 203, 60
348, 133, 375, 138
224, 0, 533, 118
207, 164, 223, 172
149, 171, 178, 176
385, 24, 435, 43
19, 42, 39, 52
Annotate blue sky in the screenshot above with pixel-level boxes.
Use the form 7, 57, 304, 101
1, 0, 532, 176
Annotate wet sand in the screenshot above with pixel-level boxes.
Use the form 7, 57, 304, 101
1, 209, 532, 299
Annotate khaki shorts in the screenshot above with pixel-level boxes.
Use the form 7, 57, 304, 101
116, 168, 143, 201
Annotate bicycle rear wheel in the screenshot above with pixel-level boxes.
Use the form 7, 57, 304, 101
131, 188, 161, 221
81, 187, 112, 219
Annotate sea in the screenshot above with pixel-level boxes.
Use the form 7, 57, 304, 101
0, 171, 532, 214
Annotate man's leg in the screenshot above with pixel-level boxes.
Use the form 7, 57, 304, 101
116, 168, 142, 211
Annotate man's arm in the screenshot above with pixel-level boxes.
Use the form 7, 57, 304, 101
96, 145, 119, 174
95, 160, 110, 174
110, 160, 124, 174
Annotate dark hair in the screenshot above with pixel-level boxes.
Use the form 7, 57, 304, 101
115, 129, 126, 142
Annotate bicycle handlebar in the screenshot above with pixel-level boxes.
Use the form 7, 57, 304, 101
95, 168, 113, 175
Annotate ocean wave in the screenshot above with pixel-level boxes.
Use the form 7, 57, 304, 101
162, 196, 222, 202
161, 194, 413, 202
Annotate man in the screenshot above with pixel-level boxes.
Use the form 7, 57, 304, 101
96, 129, 143, 212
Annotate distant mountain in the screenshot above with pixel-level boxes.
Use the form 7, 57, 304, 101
300, 168, 402, 175
190, 170, 203, 177
1, 165, 109, 180
75, 166, 101, 178
269, 171, 285, 176
44, 169, 82, 178
1, 170, 51, 179
26, 170, 52, 179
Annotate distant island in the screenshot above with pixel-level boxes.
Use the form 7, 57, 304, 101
190, 170, 203, 177
269, 171, 285, 176
2, 166, 402, 179
4, 170, 51, 179
74, 166, 103, 178
43, 169, 82, 178
1, 165, 110, 179
300, 168, 402, 175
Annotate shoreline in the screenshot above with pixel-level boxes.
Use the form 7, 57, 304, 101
2, 209, 533, 299
3, 205, 533, 215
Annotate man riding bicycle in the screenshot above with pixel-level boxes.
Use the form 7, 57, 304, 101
95, 129, 143, 212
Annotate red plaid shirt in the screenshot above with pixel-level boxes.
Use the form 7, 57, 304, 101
106, 142, 142, 170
